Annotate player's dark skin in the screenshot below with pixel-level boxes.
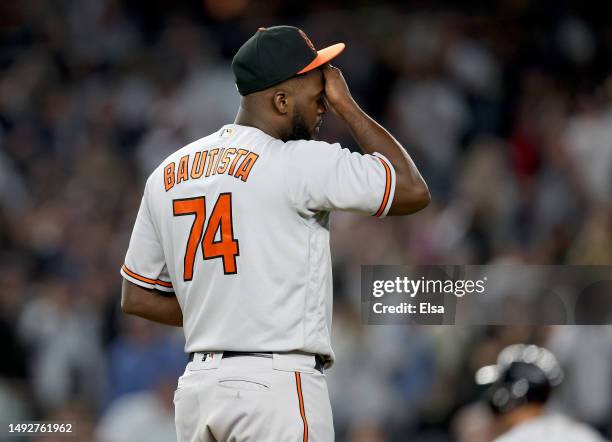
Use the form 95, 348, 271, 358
123, 63, 430, 326
122, 279, 183, 326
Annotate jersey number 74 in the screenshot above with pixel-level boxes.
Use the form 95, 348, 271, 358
172, 193, 239, 280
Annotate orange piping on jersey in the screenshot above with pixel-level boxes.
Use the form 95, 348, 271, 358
374, 157, 392, 217
205, 149, 219, 177
294, 372, 309, 442
191, 151, 207, 179
233, 152, 259, 182
122, 265, 173, 288
176, 155, 190, 184
164, 163, 175, 191
228, 149, 248, 175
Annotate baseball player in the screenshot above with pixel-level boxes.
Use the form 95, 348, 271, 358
120, 25, 429, 441
476, 344, 609, 442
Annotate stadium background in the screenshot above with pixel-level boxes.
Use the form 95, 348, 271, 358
1, 0, 611, 441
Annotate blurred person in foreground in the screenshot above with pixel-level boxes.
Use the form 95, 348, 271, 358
476, 344, 608, 442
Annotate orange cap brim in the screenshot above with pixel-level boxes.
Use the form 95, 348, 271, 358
297, 43, 346, 74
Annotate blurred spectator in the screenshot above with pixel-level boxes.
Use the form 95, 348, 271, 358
96, 373, 178, 442
548, 326, 612, 432
452, 402, 495, 442
17, 276, 106, 412
106, 315, 185, 405
33, 402, 96, 442
563, 78, 612, 206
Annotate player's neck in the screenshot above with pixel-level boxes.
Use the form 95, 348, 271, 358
234, 108, 280, 140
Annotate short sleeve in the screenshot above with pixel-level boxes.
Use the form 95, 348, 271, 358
286, 141, 396, 217
120, 178, 174, 292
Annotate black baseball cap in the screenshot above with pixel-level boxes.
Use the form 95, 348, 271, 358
475, 344, 564, 414
232, 26, 345, 96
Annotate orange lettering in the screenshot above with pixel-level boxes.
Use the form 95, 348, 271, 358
211, 148, 225, 175
176, 155, 189, 184
191, 151, 207, 179
217, 148, 236, 175
228, 149, 248, 175
234, 152, 259, 182
206, 149, 219, 177
164, 163, 175, 191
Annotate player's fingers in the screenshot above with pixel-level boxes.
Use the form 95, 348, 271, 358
324, 65, 343, 85
323, 63, 335, 78
328, 65, 341, 76
322, 93, 339, 116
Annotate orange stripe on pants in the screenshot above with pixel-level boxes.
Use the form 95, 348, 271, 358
294, 372, 309, 442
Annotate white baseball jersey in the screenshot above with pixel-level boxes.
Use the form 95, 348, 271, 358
494, 414, 607, 442
120, 123, 396, 365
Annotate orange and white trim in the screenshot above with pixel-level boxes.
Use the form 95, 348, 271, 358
121, 264, 174, 292
372, 153, 396, 218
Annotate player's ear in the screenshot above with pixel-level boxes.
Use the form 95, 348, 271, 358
272, 90, 290, 115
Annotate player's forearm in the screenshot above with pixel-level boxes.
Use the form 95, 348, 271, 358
337, 99, 430, 214
121, 280, 183, 327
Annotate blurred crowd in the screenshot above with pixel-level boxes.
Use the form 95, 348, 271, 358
0, 0, 611, 441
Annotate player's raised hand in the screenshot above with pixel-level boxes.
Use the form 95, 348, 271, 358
322, 64, 357, 117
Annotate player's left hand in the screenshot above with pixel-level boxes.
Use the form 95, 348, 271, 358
322, 64, 357, 117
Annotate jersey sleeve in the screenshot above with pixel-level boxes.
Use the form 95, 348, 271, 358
286, 140, 396, 217
120, 177, 174, 293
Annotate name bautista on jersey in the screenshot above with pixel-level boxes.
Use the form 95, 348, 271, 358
164, 147, 259, 191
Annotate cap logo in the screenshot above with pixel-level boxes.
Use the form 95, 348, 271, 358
298, 29, 316, 51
